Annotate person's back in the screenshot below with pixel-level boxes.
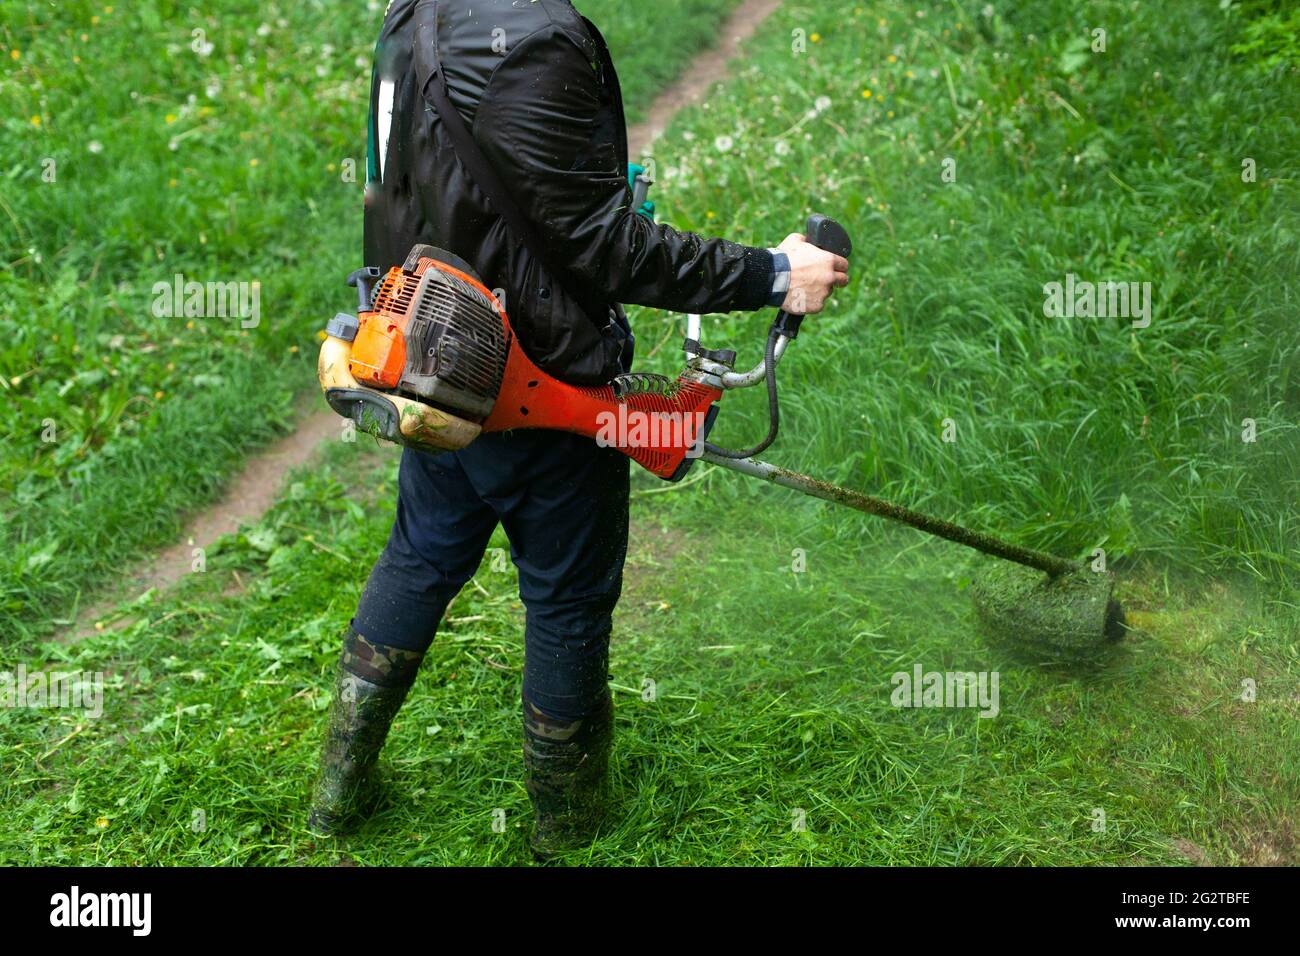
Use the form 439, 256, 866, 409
308, 0, 849, 856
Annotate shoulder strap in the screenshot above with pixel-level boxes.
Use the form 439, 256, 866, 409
411, 0, 610, 328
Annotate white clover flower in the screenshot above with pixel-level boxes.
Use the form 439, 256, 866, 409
256, 23, 272, 37
714, 134, 734, 153
775, 141, 791, 157
87, 141, 103, 154
815, 95, 832, 112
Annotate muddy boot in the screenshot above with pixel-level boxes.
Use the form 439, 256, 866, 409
522, 693, 614, 859
307, 628, 424, 836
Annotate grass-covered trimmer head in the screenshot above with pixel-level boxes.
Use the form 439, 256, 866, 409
970, 562, 1127, 660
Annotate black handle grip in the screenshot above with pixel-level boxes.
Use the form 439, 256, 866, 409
805, 213, 852, 259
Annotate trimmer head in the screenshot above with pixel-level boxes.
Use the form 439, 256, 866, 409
970, 563, 1127, 660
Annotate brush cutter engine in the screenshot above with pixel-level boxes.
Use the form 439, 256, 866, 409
329, 246, 508, 423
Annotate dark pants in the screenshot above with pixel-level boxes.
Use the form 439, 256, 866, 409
352, 430, 630, 722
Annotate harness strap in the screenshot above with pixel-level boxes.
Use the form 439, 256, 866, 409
411, 0, 612, 331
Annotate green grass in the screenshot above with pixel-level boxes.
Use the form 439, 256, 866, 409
0, 0, 743, 640
3, 440, 1295, 865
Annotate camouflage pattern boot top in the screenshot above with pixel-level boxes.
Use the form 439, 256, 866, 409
522, 692, 614, 859
307, 628, 424, 836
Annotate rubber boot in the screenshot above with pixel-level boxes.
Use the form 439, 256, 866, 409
522, 692, 614, 858
307, 628, 424, 836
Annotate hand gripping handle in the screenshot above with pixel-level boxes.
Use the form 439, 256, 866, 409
773, 214, 853, 339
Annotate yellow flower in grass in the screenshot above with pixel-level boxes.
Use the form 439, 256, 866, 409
9, 49, 20, 61
165, 113, 177, 124
95, 817, 110, 828
30, 115, 41, 127
810, 33, 821, 43
887, 54, 897, 64
861, 89, 872, 99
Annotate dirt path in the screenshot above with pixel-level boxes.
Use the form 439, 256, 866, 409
627, 0, 783, 160
60, 0, 783, 642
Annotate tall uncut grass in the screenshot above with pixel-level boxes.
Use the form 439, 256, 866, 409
627, 0, 1298, 592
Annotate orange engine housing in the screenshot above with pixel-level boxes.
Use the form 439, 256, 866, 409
345, 253, 722, 481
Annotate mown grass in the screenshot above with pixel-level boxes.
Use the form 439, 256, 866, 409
0, 0, 743, 640
2, 440, 1295, 865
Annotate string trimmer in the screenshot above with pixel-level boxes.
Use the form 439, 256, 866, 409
317, 215, 1126, 655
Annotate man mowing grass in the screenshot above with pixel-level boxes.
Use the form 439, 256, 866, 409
307, 0, 849, 856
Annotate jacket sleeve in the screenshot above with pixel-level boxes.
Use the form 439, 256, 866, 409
472, 25, 776, 315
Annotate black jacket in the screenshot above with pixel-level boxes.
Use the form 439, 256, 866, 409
363, 0, 776, 385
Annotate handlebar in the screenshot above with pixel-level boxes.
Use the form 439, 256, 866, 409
684, 213, 852, 391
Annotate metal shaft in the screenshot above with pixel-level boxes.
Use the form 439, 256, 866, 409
701, 452, 1080, 577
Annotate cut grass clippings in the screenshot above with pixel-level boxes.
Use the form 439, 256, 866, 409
2, 439, 1295, 865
